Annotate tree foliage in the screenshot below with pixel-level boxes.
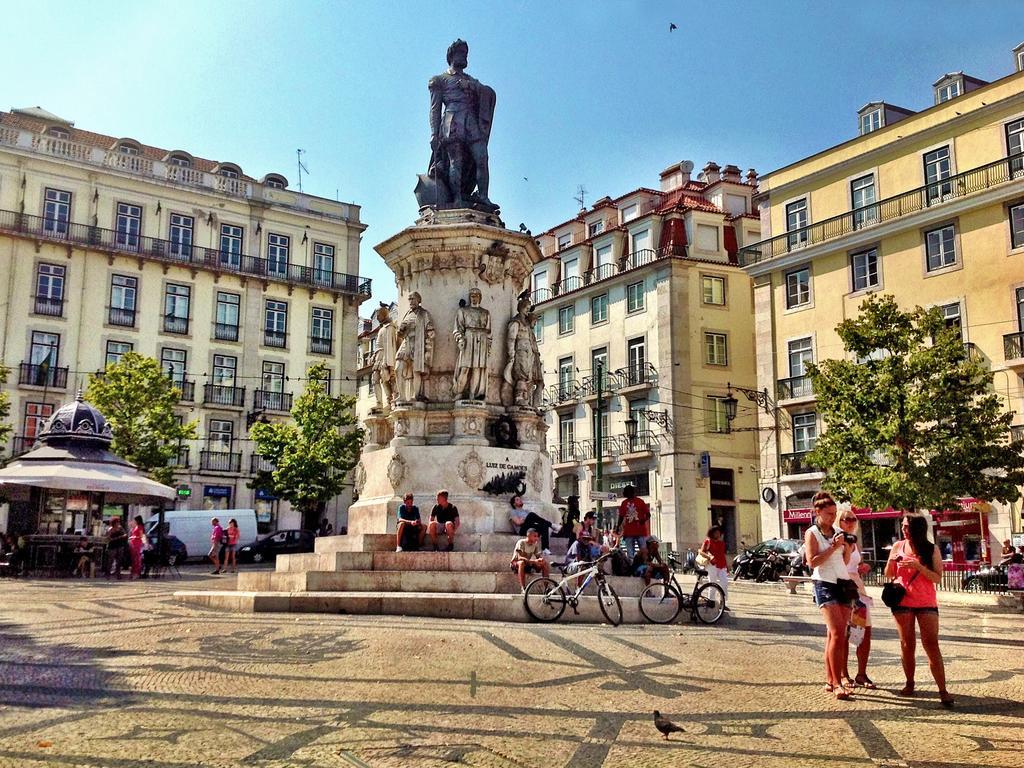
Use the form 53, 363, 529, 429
85, 352, 197, 485
807, 295, 1024, 513
0, 366, 11, 460
249, 363, 364, 528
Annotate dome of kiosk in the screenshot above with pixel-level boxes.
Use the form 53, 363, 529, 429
36, 392, 113, 446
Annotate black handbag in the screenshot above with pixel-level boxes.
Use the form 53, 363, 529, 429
881, 571, 919, 609
836, 577, 860, 604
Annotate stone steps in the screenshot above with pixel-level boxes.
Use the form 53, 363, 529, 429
173, 589, 646, 624
314, 532, 572, 555
274, 550, 575, 575
237, 569, 650, 597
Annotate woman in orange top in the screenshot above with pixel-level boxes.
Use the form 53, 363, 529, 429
223, 518, 241, 574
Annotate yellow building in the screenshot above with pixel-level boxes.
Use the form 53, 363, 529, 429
741, 47, 1024, 561
0, 107, 369, 534
530, 160, 763, 552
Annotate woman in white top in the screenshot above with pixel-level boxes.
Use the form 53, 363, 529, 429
804, 491, 854, 700
838, 510, 876, 690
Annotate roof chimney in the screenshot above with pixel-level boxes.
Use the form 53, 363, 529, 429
658, 160, 694, 192
721, 164, 741, 183
746, 168, 758, 185
700, 161, 721, 184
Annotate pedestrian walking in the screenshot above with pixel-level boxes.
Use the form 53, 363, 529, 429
128, 515, 147, 580
804, 491, 855, 700
209, 518, 224, 574
885, 515, 954, 707
105, 517, 128, 580
699, 525, 730, 611
223, 519, 240, 573
838, 510, 875, 689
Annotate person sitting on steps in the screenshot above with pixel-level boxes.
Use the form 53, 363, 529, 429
427, 489, 460, 551
508, 495, 557, 555
510, 527, 549, 593
396, 493, 425, 552
632, 536, 671, 586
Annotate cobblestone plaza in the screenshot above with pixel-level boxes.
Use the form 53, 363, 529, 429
1, 573, 1021, 767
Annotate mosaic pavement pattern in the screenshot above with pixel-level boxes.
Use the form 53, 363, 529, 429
1, 570, 1022, 767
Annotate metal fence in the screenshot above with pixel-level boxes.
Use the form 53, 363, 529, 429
861, 559, 1011, 594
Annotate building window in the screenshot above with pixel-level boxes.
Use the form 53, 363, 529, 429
1008, 118, 1024, 176
265, 300, 288, 347
314, 243, 335, 285
22, 402, 54, 447
788, 337, 814, 377
850, 248, 879, 291
219, 224, 243, 268
924, 146, 953, 202
558, 415, 575, 449
591, 293, 608, 324
47, 127, 69, 139
219, 167, 239, 179
115, 203, 142, 249
935, 79, 961, 104
262, 361, 285, 393
533, 316, 543, 343
267, 233, 290, 276
696, 224, 719, 252
785, 267, 811, 309
621, 203, 638, 223
556, 232, 572, 250
588, 220, 604, 237
212, 355, 237, 386
851, 174, 877, 228
626, 281, 645, 313
161, 348, 187, 385
704, 332, 728, 366
265, 177, 285, 190
117, 143, 139, 156
562, 257, 580, 289
169, 214, 194, 259
43, 188, 71, 235
591, 347, 609, 387
702, 275, 726, 306
593, 243, 613, 279
109, 275, 137, 327
860, 108, 882, 135
925, 224, 957, 271
626, 337, 646, 383
163, 283, 190, 334
630, 229, 651, 254
793, 412, 818, 452
940, 302, 962, 339
209, 419, 234, 450
34, 263, 65, 316
706, 396, 730, 433
105, 340, 133, 367
558, 305, 575, 335
532, 270, 548, 295
308, 367, 333, 395
1011, 203, 1024, 249
215, 292, 240, 341
786, 198, 808, 249
557, 356, 574, 399
167, 154, 191, 167
29, 331, 60, 368
1016, 287, 1024, 332
311, 307, 333, 353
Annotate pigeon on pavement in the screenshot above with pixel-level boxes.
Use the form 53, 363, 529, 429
653, 710, 684, 740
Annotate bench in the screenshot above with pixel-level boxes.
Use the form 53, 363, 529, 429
781, 576, 813, 594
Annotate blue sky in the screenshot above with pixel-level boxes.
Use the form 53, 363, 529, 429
2, 1, 1021, 304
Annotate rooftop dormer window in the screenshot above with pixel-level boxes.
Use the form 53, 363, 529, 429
1018, 48, 1024, 72
556, 232, 572, 250
265, 177, 285, 190
46, 127, 69, 139
219, 168, 239, 179
117, 143, 140, 156
588, 220, 604, 237
859, 108, 882, 136
935, 78, 962, 104
168, 154, 192, 168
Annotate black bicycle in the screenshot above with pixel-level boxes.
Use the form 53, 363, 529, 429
523, 551, 622, 625
637, 552, 725, 624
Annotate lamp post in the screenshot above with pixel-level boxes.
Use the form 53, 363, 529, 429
594, 361, 606, 529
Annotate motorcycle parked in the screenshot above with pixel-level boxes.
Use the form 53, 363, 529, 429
786, 549, 810, 577
755, 549, 787, 582
732, 548, 758, 580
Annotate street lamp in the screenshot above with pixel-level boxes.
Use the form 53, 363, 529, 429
624, 414, 638, 440
723, 388, 739, 431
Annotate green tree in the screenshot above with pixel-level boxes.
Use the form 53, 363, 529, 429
808, 294, 1024, 514
249, 363, 364, 530
85, 352, 197, 485
0, 366, 11, 460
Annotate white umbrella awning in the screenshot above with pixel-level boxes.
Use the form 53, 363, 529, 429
0, 460, 176, 501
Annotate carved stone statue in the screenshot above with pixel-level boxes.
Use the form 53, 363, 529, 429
396, 292, 435, 401
453, 287, 491, 400
503, 297, 544, 407
371, 304, 398, 412
414, 39, 498, 213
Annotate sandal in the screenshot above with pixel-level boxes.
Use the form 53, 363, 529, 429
823, 683, 834, 692
939, 691, 955, 707
855, 674, 877, 690
835, 686, 853, 701
841, 676, 857, 689
898, 683, 915, 697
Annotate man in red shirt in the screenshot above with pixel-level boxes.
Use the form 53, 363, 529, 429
614, 485, 650, 562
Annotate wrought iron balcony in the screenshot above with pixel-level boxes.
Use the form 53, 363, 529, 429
777, 374, 814, 401
548, 443, 581, 464
18, 362, 68, 388
163, 315, 189, 334
740, 152, 1024, 267
203, 383, 246, 407
171, 378, 195, 402
250, 453, 276, 474
616, 362, 657, 389
547, 380, 581, 404
577, 435, 623, 461
1004, 331, 1024, 361
620, 248, 660, 271
254, 389, 292, 412
781, 451, 821, 476
199, 450, 242, 472
264, 329, 287, 348
33, 296, 64, 317
214, 322, 239, 342
621, 429, 658, 455
530, 247, 673, 305
309, 336, 332, 355
107, 306, 136, 327
580, 370, 620, 398
0, 208, 371, 298
168, 445, 190, 469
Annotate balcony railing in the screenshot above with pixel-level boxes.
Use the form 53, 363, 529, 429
11, 435, 37, 456
264, 329, 287, 348
577, 435, 623, 461
548, 443, 581, 464
1004, 331, 1024, 361
168, 445, 190, 469
18, 362, 68, 388
580, 370, 621, 398
617, 362, 657, 389
547, 380, 581, 404
34, 296, 64, 317
620, 248, 660, 271
0, 208, 372, 297
108, 306, 136, 327
251, 453, 276, 474
199, 450, 242, 472
254, 389, 292, 412
309, 336, 332, 355
530, 246, 672, 305
203, 383, 246, 407
169, 378, 195, 402
621, 429, 659, 454
163, 315, 189, 334
214, 323, 239, 341
778, 374, 814, 400
781, 451, 821, 476
740, 152, 1024, 266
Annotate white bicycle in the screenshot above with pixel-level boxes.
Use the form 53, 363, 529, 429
522, 551, 622, 626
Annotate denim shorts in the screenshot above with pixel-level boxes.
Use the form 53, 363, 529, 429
813, 579, 853, 608
890, 605, 939, 616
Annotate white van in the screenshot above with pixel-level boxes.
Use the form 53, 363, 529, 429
145, 509, 257, 562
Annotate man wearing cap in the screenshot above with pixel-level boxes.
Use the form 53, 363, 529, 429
633, 536, 671, 586
510, 527, 549, 592
564, 531, 605, 576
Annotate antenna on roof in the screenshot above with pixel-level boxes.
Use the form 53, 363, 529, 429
574, 184, 587, 212
296, 149, 310, 193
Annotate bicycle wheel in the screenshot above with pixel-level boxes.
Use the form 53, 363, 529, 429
693, 581, 725, 624
596, 580, 623, 626
523, 577, 567, 622
638, 582, 683, 624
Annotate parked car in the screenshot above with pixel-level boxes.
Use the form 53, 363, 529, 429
732, 538, 802, 580
961, 565, 1007, 592
237, 530, 316, 564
